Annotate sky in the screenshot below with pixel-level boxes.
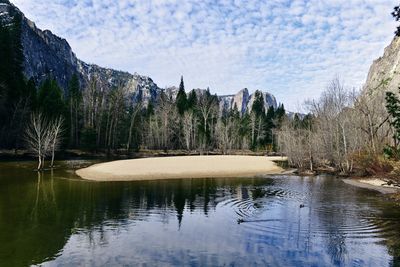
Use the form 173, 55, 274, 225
11, 0, 398, 111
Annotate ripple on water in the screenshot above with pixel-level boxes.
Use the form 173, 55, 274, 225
2, 170, 399, 266
218, 183, 400, 246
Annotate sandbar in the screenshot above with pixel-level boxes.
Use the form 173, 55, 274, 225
343, 178, 400, 194
76, 155, 286, 181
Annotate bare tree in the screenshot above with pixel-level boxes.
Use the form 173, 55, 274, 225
82, 76, 107, 148
249, 112, 256, 146
25, 113, 51, 170
354, 85, 391, 154
126, 102, 142, 151
25, 113, 64, 170
198, 93, 218, 152
182, 111, 194, 150
158, 94, 175, 149
277, 119, 311, 169
278, 78, 376, 173
49, 117, 64, 168
143, 93, 180, 150
104, 87, 126, 150
216, 116, 234, 154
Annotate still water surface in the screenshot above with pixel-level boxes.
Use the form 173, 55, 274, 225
0, 160, 399, 266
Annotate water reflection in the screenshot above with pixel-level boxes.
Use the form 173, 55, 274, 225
0, 161, 399, 266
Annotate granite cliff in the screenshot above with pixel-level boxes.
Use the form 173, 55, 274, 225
1, 0, 277, 113
363, 36, 400, 94
219, 88, 277, 115
1, 0, 160, 106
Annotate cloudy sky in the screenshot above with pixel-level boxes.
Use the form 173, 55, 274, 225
11, 0, 398, 111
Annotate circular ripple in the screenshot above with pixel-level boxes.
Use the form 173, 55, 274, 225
220, 184, 400, 244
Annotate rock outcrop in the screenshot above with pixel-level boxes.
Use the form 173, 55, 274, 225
1, 0, 278, 113
363, 36, 400, 94
1, 1, 162, 105
247, 91, 277, 112
219, 88, 277, 115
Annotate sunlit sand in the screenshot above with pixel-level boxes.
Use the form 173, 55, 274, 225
343, 178, 400, 194
76, 155, 286, 181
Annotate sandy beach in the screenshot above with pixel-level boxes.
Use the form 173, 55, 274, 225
76, 155, 286, 181
343, 178, 400, 194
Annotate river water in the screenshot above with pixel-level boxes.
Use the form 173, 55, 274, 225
0, 160, 399, 266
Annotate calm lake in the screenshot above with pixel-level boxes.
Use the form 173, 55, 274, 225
0, 160, 399, 266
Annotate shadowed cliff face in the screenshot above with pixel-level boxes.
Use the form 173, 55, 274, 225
21, 17, 79, 93
0, 1, 162, 105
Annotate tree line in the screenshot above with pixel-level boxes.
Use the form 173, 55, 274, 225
277, 77, 400, 175
0, 9, 287, 170
45, 75, 285, 153
0, 15, 287, 168
0, 10, 36, 149
21, 74, 286, 170
277, 7, 400, 176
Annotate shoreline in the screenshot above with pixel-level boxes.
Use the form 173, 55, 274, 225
0, 148, 284, 161
76, 155, 287, 182
342, 178, 400, 194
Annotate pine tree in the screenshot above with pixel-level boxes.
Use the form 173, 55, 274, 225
67, 74, 81, 146
26, 78, 37, 109
0, 12, 26, 109
68, 74, 80, 100
146, 102, 155, 117
266, 106, 275, 122
250, 91, 266, 149
0, 11, 32, 148
385, 90, 400, 149
265, 106, 275, 145
187, 90, 197, 110
176, 76, 187, 115
251, 90, 265, 117
392, 5, 400, 36
275, 104, 286, 128
179, 75, 184, 91
37, 78, 65, 118
275, 104, 285, 118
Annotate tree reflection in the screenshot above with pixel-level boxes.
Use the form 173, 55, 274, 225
1, 167, 400, 266
0, 171, 270, 266
307, 177, 349, 265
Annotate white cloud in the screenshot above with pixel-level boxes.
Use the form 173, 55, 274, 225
10, 0, 399, 111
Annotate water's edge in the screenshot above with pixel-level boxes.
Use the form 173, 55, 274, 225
342, 179, 400, 194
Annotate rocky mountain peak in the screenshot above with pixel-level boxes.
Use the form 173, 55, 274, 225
233, 88, 250, 114
247, 90, 277, 113
219, 88, 277, 115
0, 1, 17, 26
0, 2, 163, 104
163, 86, 179, 100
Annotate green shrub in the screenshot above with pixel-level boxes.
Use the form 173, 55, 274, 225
383, 145, 400, 159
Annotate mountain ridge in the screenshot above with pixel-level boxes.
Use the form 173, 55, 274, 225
1, 0, 277, 114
